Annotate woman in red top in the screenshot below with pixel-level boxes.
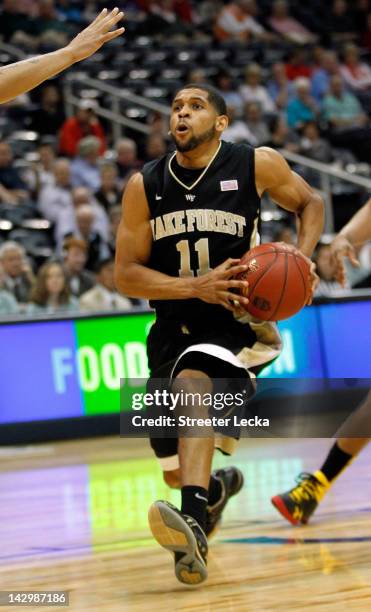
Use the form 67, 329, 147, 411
59, 100, 107, 157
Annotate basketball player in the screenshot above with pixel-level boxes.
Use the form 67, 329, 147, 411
0, 8, 124, 105
115, 84, 324, 584
272, 197, 371, 525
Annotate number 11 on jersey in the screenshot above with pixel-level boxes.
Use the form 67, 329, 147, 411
176, 238, 211, 277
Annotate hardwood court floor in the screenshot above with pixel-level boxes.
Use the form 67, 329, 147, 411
0, 437, 370, 611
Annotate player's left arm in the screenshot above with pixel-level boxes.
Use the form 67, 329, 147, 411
255, 147, 324, 258
255, 147, 324, 302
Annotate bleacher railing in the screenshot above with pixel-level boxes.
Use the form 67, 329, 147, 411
63, 76, 371, 233
281, 150, 371, 233
0, 36, 369, 235
64, 75, 170, 142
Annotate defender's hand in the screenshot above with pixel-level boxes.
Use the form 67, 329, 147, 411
330, 235, 360, 287
192, 258, 249, 313
66, 8, 125, 63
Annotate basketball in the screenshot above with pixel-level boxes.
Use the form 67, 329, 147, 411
237, 242, 311, 321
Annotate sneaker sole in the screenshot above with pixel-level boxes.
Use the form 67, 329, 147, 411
271, 495, 304, 526
148, 501, 208, 585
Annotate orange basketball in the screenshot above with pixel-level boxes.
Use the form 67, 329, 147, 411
237, 242, 311, 321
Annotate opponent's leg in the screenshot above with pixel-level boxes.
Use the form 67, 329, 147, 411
271, 391, 371, 525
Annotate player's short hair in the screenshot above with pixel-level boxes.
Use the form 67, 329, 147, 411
174, 84, 227, 116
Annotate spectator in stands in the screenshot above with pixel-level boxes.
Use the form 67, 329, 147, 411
27, 261, 79, 314
107, 205, 121, 256
311, 51, 342, 103
267, 62, 296, 111
268, 0, 317, 45
197, 0, 224, 30
274, 225, 296, 246
353, 0, 370, 32
299, 121, 333, 164
115, 138, 142, 185
144, 134, 167, 162
0, 241, 34, 304
324, 0, 357, 44
315, 242, 347, 296
296, 121, 333, 187
322, 75, 371, 160
322, 75, 368, 128
239, 64, 275, 113
0, 262, 19, 315
38, 158, 72, 224
340, 43, 371, 92
0, 0, 35, 45
287, 78, 319, 129
95, 163, 121, 211
56, 186, 109, 252
0, 142, 29, 205
63, 204, 110, 271
148, 110, 170, 141
63, 237, 95, 298
59, 100, 106, 157
188, 69, 207, 84
56, 0, 83, 25
173, 0, 195, 24
70, 136, 102, 191
215, 71, 244, 117
222, 105, 257, 145
30, 84, 65, 137
265, 115, 300, 152
24, 142, 56, 197
243, 102, 270, 146
31, 0, 71, 49
80, 257, 132, 312
311, 46, 326, 73
285, 48, 313, 82
361, 12, 371, 50
142, 0, 192, 38
214, 0, 268, 42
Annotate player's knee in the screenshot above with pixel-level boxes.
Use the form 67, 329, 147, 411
173, 369, 212, 394
172, 369, 212, 419
163, 469, 181, 489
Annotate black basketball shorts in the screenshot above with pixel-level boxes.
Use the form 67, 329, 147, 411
146, 314, 282, 470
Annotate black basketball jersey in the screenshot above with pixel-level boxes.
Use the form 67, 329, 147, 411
141, 140, 261, 324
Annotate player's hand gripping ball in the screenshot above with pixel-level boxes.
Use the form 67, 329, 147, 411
236, 242, 312, 321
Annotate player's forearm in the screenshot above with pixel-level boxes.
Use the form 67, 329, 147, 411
0, 48, 75, 104
115, 263, 196, 300
296, 193, 325, 258
339, 199, 371, 247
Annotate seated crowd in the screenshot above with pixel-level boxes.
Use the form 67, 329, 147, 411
0, 0, 370, 318
0, 238, 143, 316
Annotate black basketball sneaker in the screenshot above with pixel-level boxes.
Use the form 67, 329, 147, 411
148, 500, 208, 585
271, 471, 329, 525
205, 466, 244, 537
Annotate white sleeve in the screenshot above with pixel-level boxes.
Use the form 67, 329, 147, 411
218, 10, 252, 35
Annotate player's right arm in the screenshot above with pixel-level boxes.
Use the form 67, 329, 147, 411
0, 9, 124, 104
114, 173, 249, 312
331, 197, 371, 286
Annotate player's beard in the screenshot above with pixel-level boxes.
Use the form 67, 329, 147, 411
172, 125, 216, 152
